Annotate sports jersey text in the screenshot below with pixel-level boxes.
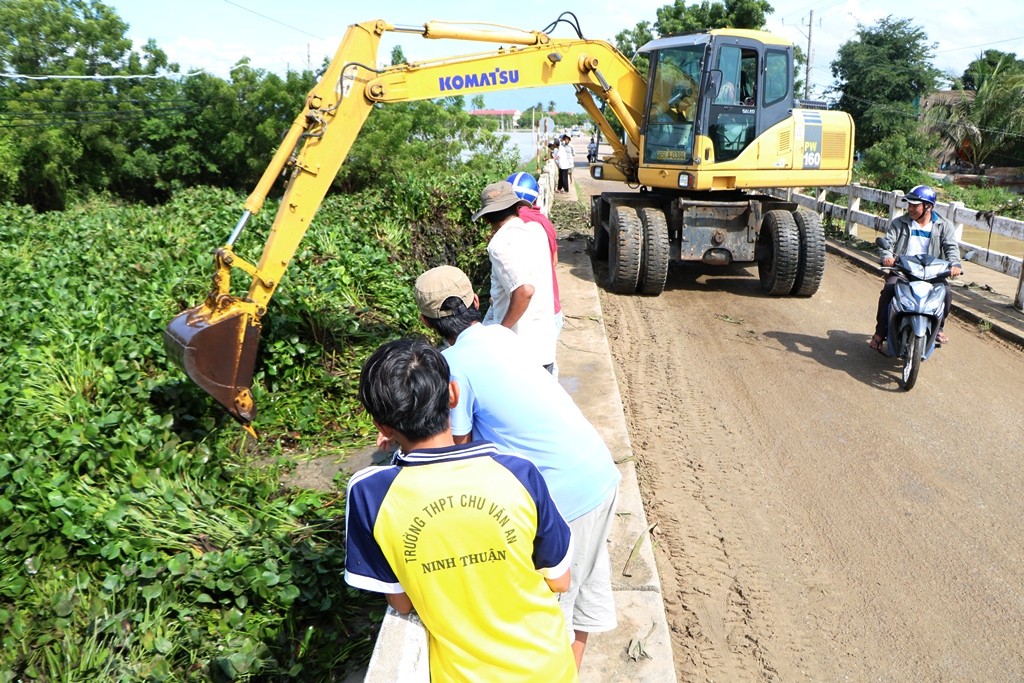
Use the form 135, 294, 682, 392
420, 548, 508, 574
488, 503, 518, 544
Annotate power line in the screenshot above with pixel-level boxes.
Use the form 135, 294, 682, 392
0, 70, 205, 81
841, 92, 1024, 140
220, 0, 322, 40
935, 35, 1024, 55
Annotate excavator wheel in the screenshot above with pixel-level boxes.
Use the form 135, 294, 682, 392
637, 206, 670, 295
163, 304, 262, 424
757, 209, 800, 296
790, 209, 826, 296
608, 204, 643, 293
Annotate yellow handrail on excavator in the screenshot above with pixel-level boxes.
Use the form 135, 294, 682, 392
163, 19, 648, 426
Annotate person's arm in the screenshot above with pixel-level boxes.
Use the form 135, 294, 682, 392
386, 591, 414, 614
881, 220, 900, 266
501, 283, 534, 328
545, 568, 571, 593
453, 433, 472, 445
940, 221, 963, 274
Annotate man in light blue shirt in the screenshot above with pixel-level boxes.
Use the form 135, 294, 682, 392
413, 265, 621, 671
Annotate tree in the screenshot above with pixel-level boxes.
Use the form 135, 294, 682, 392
0, 0, 175, 209
925, 57, 1024, 169
961, 49, 1024, 90
335, 95, 515, 192
655, 0, 773, 35
615, 0, 773, 78
830, 16, 942, 150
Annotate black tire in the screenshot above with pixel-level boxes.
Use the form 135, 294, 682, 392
757, 209, 800, 295
791, 209, 826, 296
591, 197, 608, 259
902, 333, 925, 391
608, 204, 643, 293
638, 207, 670, 295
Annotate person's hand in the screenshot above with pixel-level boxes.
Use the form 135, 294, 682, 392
951, 265, 962, 277
882, 257, 895, 267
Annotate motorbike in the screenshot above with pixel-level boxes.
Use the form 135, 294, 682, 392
875, 237, 954, 391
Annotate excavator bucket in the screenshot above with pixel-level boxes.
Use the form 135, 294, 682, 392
163, 303, 261, 424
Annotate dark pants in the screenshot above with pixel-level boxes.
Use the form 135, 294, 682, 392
874, 274, 952, 338
557, 168, 570, 192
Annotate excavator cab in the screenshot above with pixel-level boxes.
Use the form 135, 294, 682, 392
639, 30, 797, 168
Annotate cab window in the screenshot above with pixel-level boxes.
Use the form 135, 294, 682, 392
764, 49, 789, 106
644, 46, 703, 165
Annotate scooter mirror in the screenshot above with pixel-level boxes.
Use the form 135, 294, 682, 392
875, 236, 892, 250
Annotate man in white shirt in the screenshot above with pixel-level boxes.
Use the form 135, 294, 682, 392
555, 134, 575, 193
472, 181, 557, 371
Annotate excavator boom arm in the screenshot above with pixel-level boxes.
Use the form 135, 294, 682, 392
164, 18, 647, 425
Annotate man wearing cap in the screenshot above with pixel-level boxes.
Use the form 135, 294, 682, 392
870, 184, 962, 350
413, 265, 621, 670
473, 180, 557, 372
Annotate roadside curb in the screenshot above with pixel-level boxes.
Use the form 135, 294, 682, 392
557, 238, 678, 683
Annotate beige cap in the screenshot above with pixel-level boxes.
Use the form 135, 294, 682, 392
470, 181, 526, 221
414, 265, 475, 319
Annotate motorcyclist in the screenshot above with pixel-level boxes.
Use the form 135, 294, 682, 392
869, 185, 962, 351
586, 137, 598, 163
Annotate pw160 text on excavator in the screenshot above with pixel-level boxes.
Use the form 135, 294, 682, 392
164, 17, 854, 427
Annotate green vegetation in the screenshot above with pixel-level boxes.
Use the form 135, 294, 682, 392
1, 4, 517, 678
0, 169, 507, 679
1, 0, 1022, 676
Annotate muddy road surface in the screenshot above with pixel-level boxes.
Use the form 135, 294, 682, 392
592, 244, 1024, 681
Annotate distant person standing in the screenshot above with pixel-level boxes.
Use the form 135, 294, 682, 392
556, 134, 574, 193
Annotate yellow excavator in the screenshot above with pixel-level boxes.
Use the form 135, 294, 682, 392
164, 17, 853, 426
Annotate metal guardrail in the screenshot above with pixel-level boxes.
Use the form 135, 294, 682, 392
768, 184, 1024, 310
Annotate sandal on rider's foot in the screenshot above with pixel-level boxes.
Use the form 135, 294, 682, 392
868, 334, 884, 352
936, 331, 949, 345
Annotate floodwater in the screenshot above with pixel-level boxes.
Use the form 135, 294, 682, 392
499, 129, 552, 165
958, 225, 1023, 258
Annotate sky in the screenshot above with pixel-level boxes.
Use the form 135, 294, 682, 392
104, 0, 1024, 111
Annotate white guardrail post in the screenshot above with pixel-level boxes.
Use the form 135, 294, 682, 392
844, 184, 861, 237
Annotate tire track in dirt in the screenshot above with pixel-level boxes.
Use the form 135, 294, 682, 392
600, 286, 805, 683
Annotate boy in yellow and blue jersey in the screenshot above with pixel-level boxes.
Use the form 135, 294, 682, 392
344, 338, 577, 682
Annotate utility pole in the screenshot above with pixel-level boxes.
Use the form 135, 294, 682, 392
804, 10, 813, 100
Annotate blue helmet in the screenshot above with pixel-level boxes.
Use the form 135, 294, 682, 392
906, 185, 936, 206
506, 172, 539, 204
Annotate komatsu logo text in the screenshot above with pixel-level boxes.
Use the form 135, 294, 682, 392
439, 68, 520, 92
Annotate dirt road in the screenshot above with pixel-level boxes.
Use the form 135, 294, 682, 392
590, 238, 1024, 681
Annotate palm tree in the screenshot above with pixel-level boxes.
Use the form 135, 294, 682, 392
925, 58, 1024, 170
